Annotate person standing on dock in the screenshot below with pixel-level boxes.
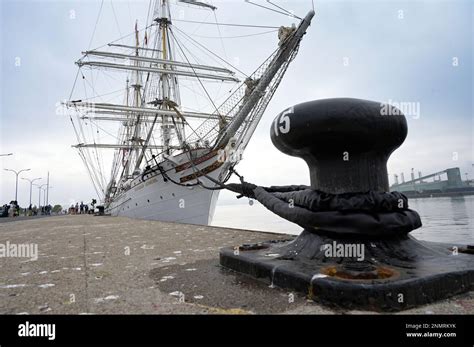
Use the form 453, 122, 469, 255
9, 201, 17, 217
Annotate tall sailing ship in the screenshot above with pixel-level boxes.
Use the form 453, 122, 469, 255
64, 0, 314, 225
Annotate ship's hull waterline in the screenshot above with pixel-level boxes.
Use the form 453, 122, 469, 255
105, 148, 227, 225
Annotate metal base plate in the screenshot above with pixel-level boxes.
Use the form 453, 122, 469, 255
219, 231, 474, 311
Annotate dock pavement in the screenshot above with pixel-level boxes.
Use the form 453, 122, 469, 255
0, 215, 472, 314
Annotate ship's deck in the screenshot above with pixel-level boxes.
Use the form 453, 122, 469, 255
0, 215, 472, 314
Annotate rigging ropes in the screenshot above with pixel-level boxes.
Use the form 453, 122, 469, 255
181, 29, 279, 39
169, 28, 222, 120
88, 0, 104, 49
244, 0, 302, 20
173, 25, 249, 78
172, 19, 279, 29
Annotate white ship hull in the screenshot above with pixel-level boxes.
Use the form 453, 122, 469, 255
105, 149, 226, 225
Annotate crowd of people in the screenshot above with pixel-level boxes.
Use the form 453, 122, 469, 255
68, 201, 93, 215
0, 201, 19, 217
1, 199, 97, 218
0, 201, 53, 217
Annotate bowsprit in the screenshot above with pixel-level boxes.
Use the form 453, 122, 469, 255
219, 98, 474, 311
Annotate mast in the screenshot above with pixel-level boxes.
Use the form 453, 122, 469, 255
159, 0, 171, 153
130, 21, 143, 174
133, 0, 181, 172
123, 78, 131, 178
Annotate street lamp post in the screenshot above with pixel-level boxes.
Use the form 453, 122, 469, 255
46, 172, 50, 206
34, 184, 47, 213
21, 177, 42, 207
4, 168, 31, 203
42, 187, 52, 206
42, 186, 53, 215
48, 186, 53, 205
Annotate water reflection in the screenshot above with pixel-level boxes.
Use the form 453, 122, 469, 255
409, 195, 473, 244
213, 196, 474, 245
450, 196, 468, 224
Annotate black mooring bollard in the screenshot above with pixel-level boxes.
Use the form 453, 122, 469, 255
271, 98, 407, 193
220, 98, 474, 311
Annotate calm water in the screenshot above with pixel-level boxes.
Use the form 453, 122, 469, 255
212, 195, 474, 245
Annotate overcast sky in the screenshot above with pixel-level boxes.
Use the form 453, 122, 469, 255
0, 0, 472, 208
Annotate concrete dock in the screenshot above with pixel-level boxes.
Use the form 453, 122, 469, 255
0, 215, 472, 314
